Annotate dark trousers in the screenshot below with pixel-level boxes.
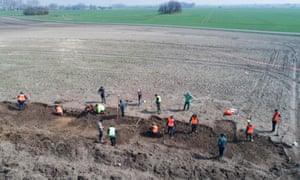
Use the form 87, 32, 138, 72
272, 121, 277, 132
168, 127, 174, 138
138, 95, 142, 105
101, 94, 106, 104
246, 133, 253, 141
219, 146, 225, 157
191, 124, 198, 133
156, 103, 161, 114
110, 137, 116, 146
183, 102, 190, 111
120, 107, 125, 117
99, 131, 103, 142
18, 100, 25, 110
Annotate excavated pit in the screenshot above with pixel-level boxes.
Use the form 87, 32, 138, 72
0, 101, 296, 179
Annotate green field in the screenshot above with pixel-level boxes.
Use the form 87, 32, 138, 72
1, 8, 300, 33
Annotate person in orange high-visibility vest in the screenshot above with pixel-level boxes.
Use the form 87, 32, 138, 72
17, 91, 28, 110
150, 122, 159, 137
272, 109, 281, 132
166, 115, 176, 138
189, 114, 199, 133
55, 105, 63, 116
245, 121, 254, 142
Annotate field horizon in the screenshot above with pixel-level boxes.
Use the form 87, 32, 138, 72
1, 7, 300, 33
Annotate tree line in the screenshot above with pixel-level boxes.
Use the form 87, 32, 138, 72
0, 0, 195, 16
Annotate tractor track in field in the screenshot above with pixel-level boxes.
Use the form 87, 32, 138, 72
240, 49, 280, 116
288, 46, 300, 161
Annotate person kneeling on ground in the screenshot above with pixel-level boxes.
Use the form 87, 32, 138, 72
150, 122, 159, 137
85, 104, 94, 115
223, 109, 233, 116
96, 103, 105, 114
55, 105, 63, 116
223, 108, 238, 117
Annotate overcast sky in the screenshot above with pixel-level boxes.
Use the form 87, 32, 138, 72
36, 0, 300, 6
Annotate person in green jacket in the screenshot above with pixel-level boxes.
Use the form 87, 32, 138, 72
183, 92, 193, 111
107, 125, 117, 146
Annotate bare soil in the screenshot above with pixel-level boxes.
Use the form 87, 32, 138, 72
0, 17, 299, 179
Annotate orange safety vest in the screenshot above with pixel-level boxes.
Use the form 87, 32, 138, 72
224, 109, 232, 115
56, 106, 63, 113
272, 112, 281, 122
247, 125, 254, 134
191, 117, 198, 125
152, 125, 158, 133
168, 118, 175, 127
17, 94, 26, 101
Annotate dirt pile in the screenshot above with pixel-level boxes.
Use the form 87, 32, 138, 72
0, 101, 298, 179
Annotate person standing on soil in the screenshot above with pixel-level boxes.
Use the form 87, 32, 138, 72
189, 114, 199, 133
155, 94, 161, 114
107, 124, 117, 146
17, 91, 28, 110
97, 119, 104, 143
183, 92, 193, 111
272, 109, 281, 132
98, 86, 106, 104
166, 115, 176, 138
217, 134, 227, 159
119, 100, 127, 117
245, 121, 254, 142
137, 89, 142, 106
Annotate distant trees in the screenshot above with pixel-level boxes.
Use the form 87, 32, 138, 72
48, 3, 58, 10
158, 1, 182, 14
181, 2, 195, 8
23, 7, 48, 15
0, 0, 24, 10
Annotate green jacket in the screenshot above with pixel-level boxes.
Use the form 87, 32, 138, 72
96, 104, 105, 113
184, 93, 193, 103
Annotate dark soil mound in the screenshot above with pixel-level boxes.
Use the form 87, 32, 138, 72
0, 102, 298, 179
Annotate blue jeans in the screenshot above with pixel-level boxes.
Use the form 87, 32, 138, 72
168, 127, 174, 138
120, 107, 125, 117
18, 100, 26, 110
